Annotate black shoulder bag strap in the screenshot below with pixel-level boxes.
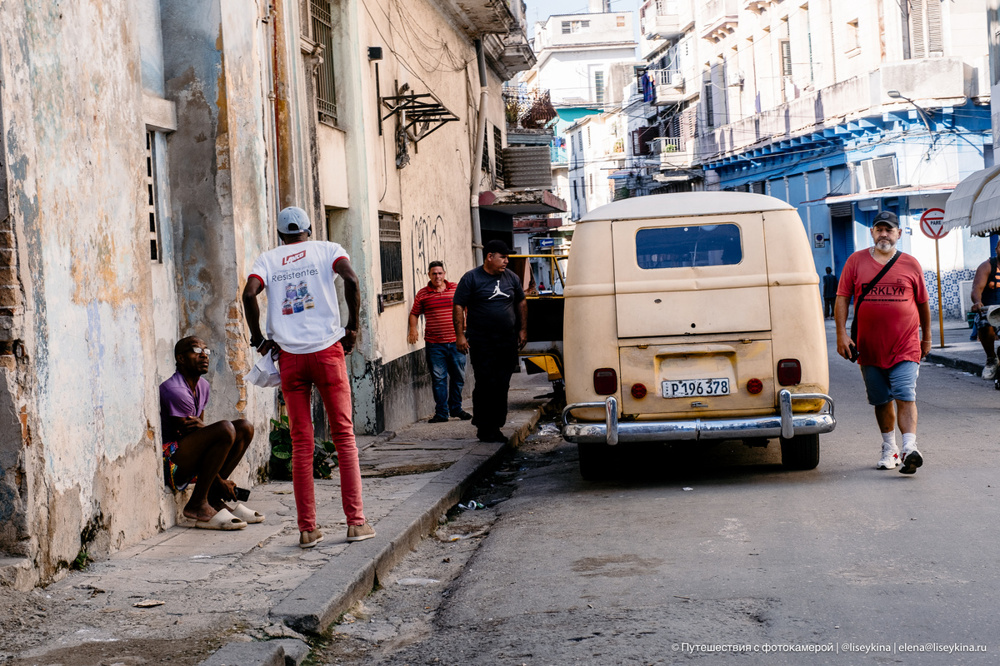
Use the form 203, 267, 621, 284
850, 250, 900, 343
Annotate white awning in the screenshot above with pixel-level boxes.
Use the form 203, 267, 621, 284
970, 172, 1000, 236
943, 164, 1000, 234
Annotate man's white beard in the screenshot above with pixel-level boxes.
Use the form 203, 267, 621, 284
875, 239, 895, 252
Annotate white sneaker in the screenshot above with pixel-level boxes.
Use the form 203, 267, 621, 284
899, 445, 923, 475
983, 359, 999, 380
877, 443, 900, 470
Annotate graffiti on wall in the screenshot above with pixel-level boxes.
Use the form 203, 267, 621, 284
410, 214, 446, 296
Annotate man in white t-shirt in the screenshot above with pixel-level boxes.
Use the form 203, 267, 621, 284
242, 206, 375, 548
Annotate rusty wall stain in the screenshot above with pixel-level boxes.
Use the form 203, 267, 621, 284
225, 300, 248, 414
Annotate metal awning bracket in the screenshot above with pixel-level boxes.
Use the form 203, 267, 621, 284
381, 89, 458, 143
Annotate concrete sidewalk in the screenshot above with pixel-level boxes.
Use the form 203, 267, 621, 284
2, 372, 553, 666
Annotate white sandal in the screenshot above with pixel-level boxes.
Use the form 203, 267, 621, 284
230, 503, 265, 524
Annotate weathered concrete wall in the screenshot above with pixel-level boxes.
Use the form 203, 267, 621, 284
0, 0, 166, 580
0, 0, 278, 585
160, 0, 275, 486
318, 0, 509, 433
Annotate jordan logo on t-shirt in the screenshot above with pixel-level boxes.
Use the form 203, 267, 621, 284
488, 280, 510, 300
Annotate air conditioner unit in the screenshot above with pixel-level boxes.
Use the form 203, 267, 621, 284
726, 68, 744, 87
857, 156, 898, 192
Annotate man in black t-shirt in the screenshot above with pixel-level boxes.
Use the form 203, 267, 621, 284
821, 267, 838, 319
453, 240, 528, 442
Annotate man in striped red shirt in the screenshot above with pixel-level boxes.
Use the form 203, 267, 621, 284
408, 261, 472, 423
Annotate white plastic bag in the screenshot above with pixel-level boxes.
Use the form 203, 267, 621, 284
245, 352, 281, 388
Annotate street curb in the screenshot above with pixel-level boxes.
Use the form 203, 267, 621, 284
198, 641, 284, 666
269, 405, 542, 635
925, 352, 984, 376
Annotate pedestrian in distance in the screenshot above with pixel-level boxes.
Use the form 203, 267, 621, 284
408, 261, 472, 423
160, 336, 263, 530
453, 239, 528, 443
821, 266, 838, 319
969, 238, 1000, 380
242, 206, 375, 548
834, 211, 931, 474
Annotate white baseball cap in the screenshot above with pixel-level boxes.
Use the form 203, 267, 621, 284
277, 206, 312, 234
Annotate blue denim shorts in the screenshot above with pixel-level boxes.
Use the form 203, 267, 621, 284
860, 361, 919, 405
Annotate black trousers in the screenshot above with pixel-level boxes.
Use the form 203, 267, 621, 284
469, 338, 518, 433
824, 297, 835, 317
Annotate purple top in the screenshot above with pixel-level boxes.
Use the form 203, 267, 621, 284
159, 372, 210, 443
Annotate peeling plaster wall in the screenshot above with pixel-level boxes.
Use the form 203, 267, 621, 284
0, 0, 166, 578
160, 0, 275, 483
319, 0, 509, 432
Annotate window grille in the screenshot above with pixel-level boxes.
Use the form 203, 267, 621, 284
493, 125, 504, 187
779, 40, 792, 76
310, 0, 337, 125
704, 78, 714, 128
378, 212, 404, 305
594, 71, 605, 105
482, 126, 491, 173
144, 131, 160, 262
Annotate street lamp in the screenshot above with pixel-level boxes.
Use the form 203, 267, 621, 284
887, 89, 934, 134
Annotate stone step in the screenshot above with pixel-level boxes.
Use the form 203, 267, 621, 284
0, 556, 34, 590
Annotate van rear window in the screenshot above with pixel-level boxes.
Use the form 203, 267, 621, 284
635, 224, 742, 269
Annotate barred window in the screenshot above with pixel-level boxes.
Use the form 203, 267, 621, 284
482, 126, 491, 173
594, 70, 605, 106
310, 0, 337, 125
378, 212, 404, 305
144, 131, 161, 262
493, 125, 504, 186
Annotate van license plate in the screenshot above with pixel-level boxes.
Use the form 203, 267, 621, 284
661, 378, 730, 398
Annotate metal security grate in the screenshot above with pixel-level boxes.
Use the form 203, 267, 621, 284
145, 131, 160, 262
311, 0, 337, 125
493, 125, 504, 187
378, 212, 404, 304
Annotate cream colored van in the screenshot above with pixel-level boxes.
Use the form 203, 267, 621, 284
561, 192, 835, 479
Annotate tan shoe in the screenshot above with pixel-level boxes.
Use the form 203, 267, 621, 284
346, 523, 375, 542
299, 528, 324, 548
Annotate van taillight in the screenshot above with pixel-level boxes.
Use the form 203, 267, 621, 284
777, 359, 801, 386
593, 368, 618, 395
630, 383, 647, 399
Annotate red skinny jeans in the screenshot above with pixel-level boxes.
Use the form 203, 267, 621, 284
279, 342, 365, 532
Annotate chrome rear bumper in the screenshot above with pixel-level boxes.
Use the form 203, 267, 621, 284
562, 390, 835, 445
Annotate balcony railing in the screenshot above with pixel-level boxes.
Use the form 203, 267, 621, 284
647, 69, 687, 106
550, 144, 567, 165
650, 68, 683, 87
651, 137, 693, 168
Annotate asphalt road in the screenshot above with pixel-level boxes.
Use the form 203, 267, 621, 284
318, 340, 1000, 665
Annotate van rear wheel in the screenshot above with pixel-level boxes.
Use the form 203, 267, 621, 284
780, 434, 820, 470
578, 442, 613, 480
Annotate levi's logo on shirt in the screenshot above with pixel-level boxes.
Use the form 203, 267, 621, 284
282, 250, 307, 265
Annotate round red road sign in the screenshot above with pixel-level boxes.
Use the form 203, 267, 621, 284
920, 208, 948, 239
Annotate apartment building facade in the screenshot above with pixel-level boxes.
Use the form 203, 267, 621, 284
520, 2, 638, 222
626, 0, 992, 317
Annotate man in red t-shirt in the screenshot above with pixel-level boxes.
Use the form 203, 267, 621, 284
408, 261, 472, 423
835, 211, 931, 475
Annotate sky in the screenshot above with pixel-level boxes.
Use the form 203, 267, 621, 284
526, 0, 639, 37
